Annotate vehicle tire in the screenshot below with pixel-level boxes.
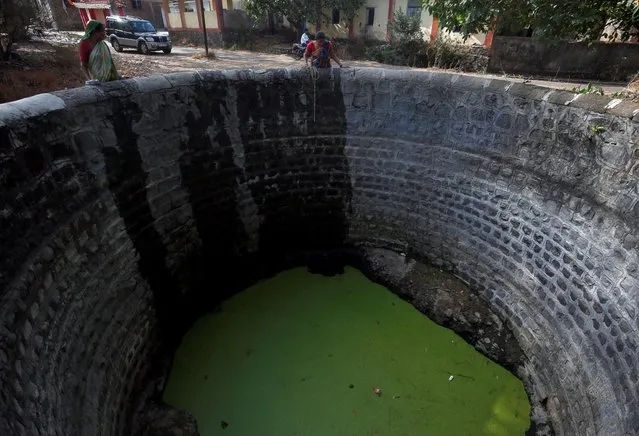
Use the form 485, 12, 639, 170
138, 41, 150, 55
162, 48, 172, 54
112, 38, 123, 52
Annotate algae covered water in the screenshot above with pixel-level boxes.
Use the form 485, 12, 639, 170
163, 267, 530, 435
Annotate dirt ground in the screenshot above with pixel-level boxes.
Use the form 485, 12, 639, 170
0, 30, 635, 104
0, 33, 380, 103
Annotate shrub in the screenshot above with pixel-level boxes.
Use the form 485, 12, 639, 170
364, 9, 484, 71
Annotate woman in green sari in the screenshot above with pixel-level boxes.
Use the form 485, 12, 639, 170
79, 20, 121, 82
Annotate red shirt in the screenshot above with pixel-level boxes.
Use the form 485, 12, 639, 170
79, 39, 95, 64
304, 40, 334, 59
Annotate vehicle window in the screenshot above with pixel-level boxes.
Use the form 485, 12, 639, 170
130, 21, 156, 33
110, 21, 120, 30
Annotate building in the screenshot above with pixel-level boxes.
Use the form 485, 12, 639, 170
121, 0, 167, 28
161, 0, 232, 35
306, 0, 494, 47
68, 0, 119, 27
59, 0, 166, 29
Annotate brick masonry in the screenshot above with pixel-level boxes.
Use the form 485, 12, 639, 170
0, 68, 638, 435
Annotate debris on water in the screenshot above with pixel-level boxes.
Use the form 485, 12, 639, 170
448, 375, 455, 382
373, 387, 382, 396
221, 421, 229, 429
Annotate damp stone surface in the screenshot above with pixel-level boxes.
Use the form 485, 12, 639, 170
1, 68, 639, 436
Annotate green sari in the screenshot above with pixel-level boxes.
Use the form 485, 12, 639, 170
89, 41, 119, 82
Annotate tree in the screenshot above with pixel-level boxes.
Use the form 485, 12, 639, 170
244, 0, 365, 37
244, 0, 322, 32
421, 0, 639, 42
0, 0, 40, 61
330, 0, 366, 37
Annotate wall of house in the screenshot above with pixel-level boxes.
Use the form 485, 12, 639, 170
91, 9, 107, 22
307, 2, 486, 44
203, 11, 219, 29
305, 0, 389, 40
122, 0, 167, 29
184, 11, 199, 28
163, 0, 228, 30
438, 28, 487, 46
46, 0, 85, 30
167, 12, 183, 28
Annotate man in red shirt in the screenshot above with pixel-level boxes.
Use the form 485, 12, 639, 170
303, 31, 344, 69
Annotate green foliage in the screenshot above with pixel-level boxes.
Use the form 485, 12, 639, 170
334, 0, 367, 22
421, 0, 639, 42
365, 10, 424, 66
244, 0, 365, 32
570, 82, 605, 95
388, 8, 423, 44
590, 125, 607, 134
365, 10, 478, 70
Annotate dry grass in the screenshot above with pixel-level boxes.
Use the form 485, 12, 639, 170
191, 52, 216, 60
628, 72, 639, 91
0, 44, 85, 104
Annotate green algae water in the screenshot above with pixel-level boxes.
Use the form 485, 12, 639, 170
163, 267, 530, 435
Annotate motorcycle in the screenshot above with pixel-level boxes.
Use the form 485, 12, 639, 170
292, 42, 308, 58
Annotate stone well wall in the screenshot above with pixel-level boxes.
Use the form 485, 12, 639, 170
488, 36, 639, 81
1, 68, 638, 435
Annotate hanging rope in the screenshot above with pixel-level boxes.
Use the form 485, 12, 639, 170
309, 66, 319, 122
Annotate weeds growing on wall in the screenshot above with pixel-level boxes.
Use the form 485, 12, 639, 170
364, 10, 485, 71
570, 82, 605, 95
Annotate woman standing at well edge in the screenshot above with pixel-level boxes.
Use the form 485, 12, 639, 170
79, 20, 121, 82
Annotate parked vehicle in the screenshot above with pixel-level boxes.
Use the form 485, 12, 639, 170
105, 16, 172, 54
292, 42, 308, 58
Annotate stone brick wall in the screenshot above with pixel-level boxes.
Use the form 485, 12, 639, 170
488, 36, 639, 81
341, 69, 639, 435
1, 68, 638, 435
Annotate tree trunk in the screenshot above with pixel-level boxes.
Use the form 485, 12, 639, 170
268, 13, 275, 34
0, 39, 13, 61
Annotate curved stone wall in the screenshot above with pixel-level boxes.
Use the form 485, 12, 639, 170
1, 68, 638, 435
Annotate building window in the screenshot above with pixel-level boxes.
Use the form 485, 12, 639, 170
366, 7, 374, 26
332, 8, 340, 24
168, 0, 179, 13
131, 0, 141, 8
406, 0, 420, 17
184, 0, 196, 12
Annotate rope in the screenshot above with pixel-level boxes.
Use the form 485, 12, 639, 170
309, 66, 319, 122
